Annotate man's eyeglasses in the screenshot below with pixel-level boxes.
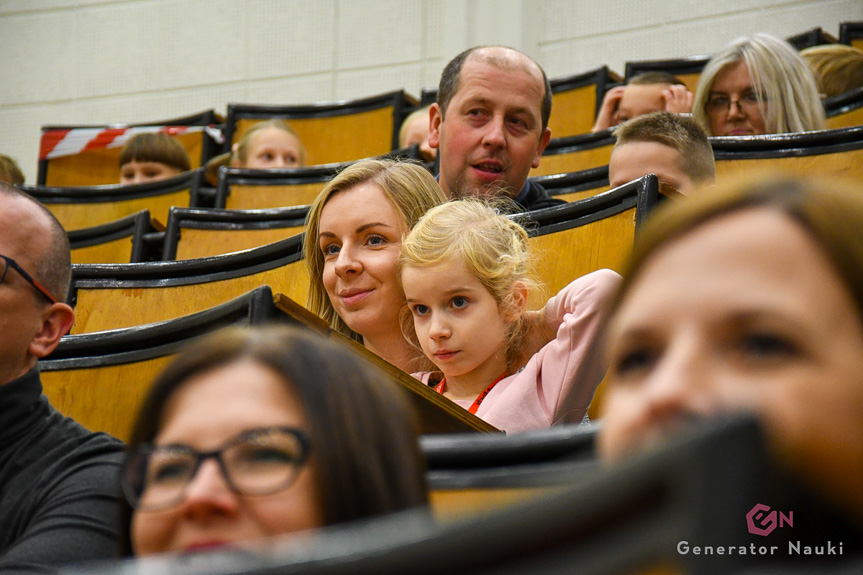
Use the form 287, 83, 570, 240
121, 427, 311, 511
0, 255, 57, 304
706, 91, 764, 115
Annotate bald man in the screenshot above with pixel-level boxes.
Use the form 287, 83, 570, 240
0, 183, 123, 571
429, 46, 563, 212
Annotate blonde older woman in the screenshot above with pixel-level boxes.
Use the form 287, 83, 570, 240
693, 33, 825, 136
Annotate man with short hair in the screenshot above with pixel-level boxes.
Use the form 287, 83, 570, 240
592, 72, 694, 132
608, 111, 715, 197
429, 46, 563, 211
0, 183, 123, 571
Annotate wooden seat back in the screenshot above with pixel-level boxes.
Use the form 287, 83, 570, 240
825, 86, 863, 129
224, 91, 411, 167
69, 233, 309, 333
38, 110, 219, 187
40, 286, 280, 441
712, 125, 863, 184
163, 206, 308, 260
68, 210, 151, 264
215, 164, 342, 210
547, 66, 622, 139
840, 21, 863, 50
532, 165, 609, 203
516, 175, 658, 304
623, 54, 711, 93
42, 287, 493, 441
22, 169, 204, 232
530, 131, 615, 177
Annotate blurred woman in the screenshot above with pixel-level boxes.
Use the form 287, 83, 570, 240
121, 325, 428, 556
598, 174, 863, 522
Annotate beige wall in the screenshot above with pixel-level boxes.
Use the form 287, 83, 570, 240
1, 0, 860, 183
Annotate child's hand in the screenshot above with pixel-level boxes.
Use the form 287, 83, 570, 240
662, 85, 694, 114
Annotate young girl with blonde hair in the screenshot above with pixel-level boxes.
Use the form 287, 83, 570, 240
399, 199, 620, 433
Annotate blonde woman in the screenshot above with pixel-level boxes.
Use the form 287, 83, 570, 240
304, 159, 446, 373
693, 33, 825, 136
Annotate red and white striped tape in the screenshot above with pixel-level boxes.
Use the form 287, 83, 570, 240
39, 125, 224, 160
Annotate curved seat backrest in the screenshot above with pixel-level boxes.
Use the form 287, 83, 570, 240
547, 66, 623, 139
38, 109, 220, 187
623, 54, 710, 94
712, 125, 863, 183
68, 209, 151, 264
69, 233, 308, 333
40, 286, 278, 440
22, 169, 205, 232
530, 130, 616, 177
825, 86, 863, 129
840, 20, 863, 50
215, 164, 343, 210
532, 165, 609, 203
163, 206, 309, 260
224, 91, 411, 166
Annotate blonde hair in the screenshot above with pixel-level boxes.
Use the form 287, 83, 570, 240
304, 159, 446, 342
693, 33, 826, 135
801, 44, 863, 99
233, 119, 306, 166
398, 106, 431, 148
398, 199, 537, 366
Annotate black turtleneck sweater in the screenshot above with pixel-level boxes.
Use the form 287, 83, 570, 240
0, 368, 124, 573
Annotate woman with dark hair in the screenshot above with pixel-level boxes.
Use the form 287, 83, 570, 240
120, 325, 428, 556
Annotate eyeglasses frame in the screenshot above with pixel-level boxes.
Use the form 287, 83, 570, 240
0, 254, 57, 304
122, 426, 311, 511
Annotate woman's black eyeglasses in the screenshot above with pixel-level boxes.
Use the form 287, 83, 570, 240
0, 255, 57, 304
121, 427, 311, 511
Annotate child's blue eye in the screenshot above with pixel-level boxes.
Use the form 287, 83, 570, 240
411, 304, 429, 316
451, 296, 468, 309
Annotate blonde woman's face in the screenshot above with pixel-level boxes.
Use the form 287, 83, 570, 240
318, 183, 408, 341
599, 208, 863, 512
705, 61, 767, 136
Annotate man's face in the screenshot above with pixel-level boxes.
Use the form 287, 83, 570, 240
429, 53, 551, 200
0, 195, 55, 383
609, 141, 696, 196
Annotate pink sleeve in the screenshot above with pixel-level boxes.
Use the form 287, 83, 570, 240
534, 268, 621, 424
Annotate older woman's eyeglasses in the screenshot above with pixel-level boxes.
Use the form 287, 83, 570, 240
122, 427, 310, 511
0, 255, 57, 304
706, 91, 764, 115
